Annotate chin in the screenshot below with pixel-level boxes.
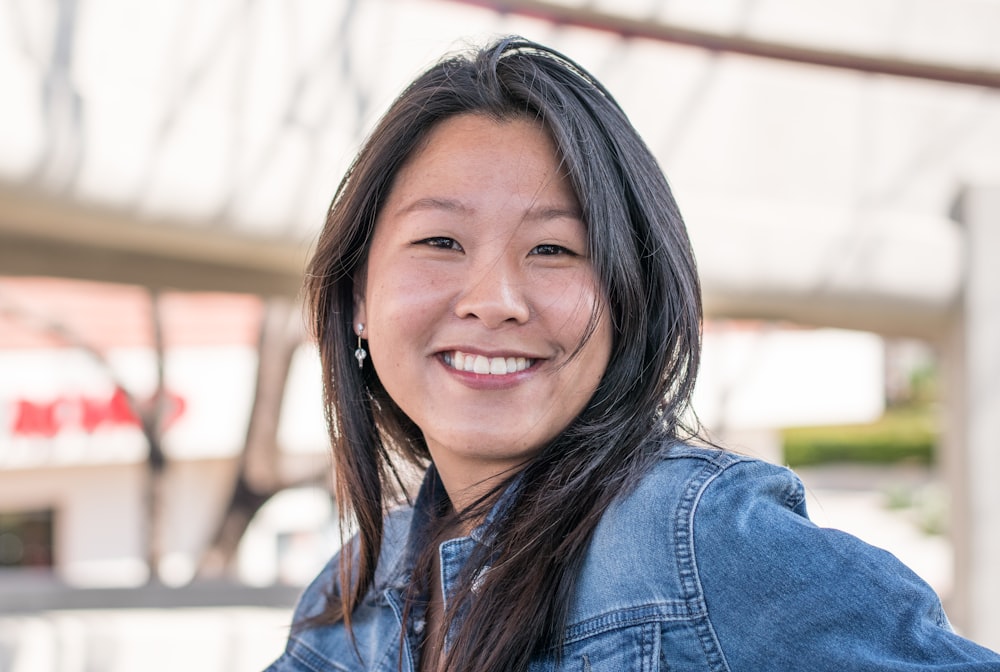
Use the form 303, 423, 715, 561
441, 433, 545, 462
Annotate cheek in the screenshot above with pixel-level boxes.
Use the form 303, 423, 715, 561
365, 273, 450, 352
571, 285, 614, 380
542, 276, 607, 338
576, 313, 612, 375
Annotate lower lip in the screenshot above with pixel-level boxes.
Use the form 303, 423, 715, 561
437, 355, 537, 390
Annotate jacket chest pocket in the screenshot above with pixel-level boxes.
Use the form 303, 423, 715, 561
529, 622, 660, 672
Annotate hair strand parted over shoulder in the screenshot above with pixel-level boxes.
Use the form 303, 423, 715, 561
303, 36, 702, 671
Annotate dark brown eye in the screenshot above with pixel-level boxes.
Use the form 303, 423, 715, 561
530, 244, 574, 256
417, 237, 463, 251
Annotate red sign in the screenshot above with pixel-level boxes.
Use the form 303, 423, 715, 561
10, 389, 186, 437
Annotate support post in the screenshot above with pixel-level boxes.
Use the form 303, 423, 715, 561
943, 186, 1000, 648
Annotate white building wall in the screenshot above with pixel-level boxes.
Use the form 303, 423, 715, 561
0, 464, 146, 586
0, 343, 331, 586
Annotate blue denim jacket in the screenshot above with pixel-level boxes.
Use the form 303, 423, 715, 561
267, 445, 1000, 671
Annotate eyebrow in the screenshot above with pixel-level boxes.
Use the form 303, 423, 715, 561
397, 197, 472, 216
397, 197, 582, 222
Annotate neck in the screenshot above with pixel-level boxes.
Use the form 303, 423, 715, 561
430, 457, 524, 529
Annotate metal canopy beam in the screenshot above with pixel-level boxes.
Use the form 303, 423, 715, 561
455, 0, 1000, 89
0, 188, 307, 297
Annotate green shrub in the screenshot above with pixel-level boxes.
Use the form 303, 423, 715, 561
781, 407, 936, 467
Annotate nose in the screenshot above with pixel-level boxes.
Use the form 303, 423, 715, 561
454, 256, 531, 328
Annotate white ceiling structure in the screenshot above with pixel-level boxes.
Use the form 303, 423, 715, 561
1, 0, 999, 336
3, 0, 1000, 646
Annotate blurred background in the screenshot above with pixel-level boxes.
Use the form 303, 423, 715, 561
1, 0, 999, 669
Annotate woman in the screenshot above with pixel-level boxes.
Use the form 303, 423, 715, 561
267, 37, 1000, 671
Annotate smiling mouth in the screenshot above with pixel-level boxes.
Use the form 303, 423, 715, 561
442, 351, 535, 375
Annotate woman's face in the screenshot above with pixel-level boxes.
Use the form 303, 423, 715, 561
355, 114, 612, 501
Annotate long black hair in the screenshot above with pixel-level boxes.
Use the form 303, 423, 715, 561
304, 36, 703, 671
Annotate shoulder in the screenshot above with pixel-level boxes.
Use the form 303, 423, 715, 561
577, 446, 1000, 669
673, 448, 998, 669
589, 444, 810, 554
610, 443, 806, 526
571, 445, 801, 622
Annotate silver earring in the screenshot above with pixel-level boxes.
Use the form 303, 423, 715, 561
354, 323, 367, 369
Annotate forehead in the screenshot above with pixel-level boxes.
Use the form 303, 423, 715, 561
383, 114, 576, 211
419, 112, 550, 145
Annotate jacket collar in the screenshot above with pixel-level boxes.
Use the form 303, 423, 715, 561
380, 463, 523, 591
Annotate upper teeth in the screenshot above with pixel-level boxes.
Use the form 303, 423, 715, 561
447, 351, 532, 375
